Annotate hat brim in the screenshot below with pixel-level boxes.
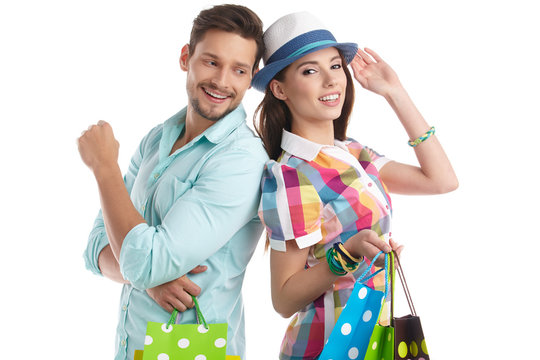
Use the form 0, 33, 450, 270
251, 42, 358, 92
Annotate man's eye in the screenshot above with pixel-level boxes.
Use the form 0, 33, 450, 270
236, 69, 246, 75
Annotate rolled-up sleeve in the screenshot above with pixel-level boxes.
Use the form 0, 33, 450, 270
118, 147, 266, 290
82, 126, 154, 276
83, 211, 110, 275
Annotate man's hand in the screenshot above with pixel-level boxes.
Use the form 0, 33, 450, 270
77, 120, 119, 173
146, 266, 207, 313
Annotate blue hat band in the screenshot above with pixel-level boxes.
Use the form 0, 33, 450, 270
266, 29, 337, 66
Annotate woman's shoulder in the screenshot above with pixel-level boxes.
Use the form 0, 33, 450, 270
261, 155, 319, 194
342, 137, 386, 163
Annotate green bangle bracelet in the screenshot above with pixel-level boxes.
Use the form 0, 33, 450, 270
326, 248, 347, 276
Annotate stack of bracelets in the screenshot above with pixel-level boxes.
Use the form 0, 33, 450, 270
326, 242, 364, 276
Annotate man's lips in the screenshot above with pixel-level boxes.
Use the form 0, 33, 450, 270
201, 86, 233, 104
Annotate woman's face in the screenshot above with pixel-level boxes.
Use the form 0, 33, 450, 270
270, 47, 347, 129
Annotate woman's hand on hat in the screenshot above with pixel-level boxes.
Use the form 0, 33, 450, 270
350, 48, 402, 98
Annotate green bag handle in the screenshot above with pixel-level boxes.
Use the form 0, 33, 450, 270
166, 295, 209, 330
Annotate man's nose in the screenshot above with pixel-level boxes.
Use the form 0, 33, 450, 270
210, 68, 230, 90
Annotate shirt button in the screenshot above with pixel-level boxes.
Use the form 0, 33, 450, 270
154, 173, 160, 179
141, 205, 145, 212
121, 340, 126, 346
122, 305, 127, 311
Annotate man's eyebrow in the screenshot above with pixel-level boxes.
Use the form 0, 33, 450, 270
201, 52, 251, 69
295, 55, 342, 70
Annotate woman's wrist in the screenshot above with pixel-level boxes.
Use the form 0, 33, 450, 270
383, 84, 408, 105
343, 238, 361, 259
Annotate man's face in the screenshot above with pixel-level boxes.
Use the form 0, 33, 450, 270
181, 29, 258, 122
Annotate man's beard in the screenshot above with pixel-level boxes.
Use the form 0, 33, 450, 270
189, 84, 237, 122
190, 97, 236, 122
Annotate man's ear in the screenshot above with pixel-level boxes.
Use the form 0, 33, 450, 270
269, 79, 287, 101
179, 44, 190, 71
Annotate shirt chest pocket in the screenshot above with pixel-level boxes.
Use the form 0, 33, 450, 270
152, 176, 193, 220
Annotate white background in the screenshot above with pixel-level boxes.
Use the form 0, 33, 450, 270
1, 0, 538, 359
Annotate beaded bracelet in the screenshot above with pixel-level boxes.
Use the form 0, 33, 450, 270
408, 126, 435, 147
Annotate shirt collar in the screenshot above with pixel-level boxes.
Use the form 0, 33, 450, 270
160, 104, 246, 161
203, 104, 246, 144
280, 129, 348, 161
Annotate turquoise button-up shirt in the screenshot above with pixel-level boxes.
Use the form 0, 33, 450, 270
83, 104, 268, 360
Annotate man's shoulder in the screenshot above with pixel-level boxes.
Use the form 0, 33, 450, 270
217, 122, 269, 162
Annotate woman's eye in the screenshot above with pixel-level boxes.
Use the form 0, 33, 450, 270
303, 68, 316, 75
331, 64, 342, 70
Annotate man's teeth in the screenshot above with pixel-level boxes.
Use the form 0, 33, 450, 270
319, 94, 339, 101
205, 89, 228, 99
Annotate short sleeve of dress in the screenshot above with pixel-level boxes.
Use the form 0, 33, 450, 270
363, 146, 392, 171
258, 160, 323, 252
345, 138, 392, 173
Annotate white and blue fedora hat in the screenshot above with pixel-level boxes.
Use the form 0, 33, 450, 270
251, 12, 358, 92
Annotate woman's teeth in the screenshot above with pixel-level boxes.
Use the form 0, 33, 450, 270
319, 94, 339, 101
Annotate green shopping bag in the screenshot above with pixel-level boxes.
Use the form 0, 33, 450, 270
142, 296, 228, 360
365, 251, 430, 360
365, 252, 394, 360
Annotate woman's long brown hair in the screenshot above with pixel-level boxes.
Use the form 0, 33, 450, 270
254, 51, 355, 160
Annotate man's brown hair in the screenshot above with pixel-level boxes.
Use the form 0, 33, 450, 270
189, 4, 264, 73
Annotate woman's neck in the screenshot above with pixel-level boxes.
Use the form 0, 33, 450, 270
290, 119, 335, 145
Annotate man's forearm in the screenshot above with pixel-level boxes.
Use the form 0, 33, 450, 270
98, 244, 130, 284
94, 164, 146, 261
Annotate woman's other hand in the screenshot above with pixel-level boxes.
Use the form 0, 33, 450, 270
344, 229, 403, 267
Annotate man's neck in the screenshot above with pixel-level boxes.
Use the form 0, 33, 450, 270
169, 105, 219, 156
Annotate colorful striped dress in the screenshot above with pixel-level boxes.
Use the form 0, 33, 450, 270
259, 130, 393, 360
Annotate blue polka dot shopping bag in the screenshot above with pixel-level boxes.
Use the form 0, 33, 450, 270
318, 251, 389, 360
365, 251, 430, 360
136, 296, 240, 360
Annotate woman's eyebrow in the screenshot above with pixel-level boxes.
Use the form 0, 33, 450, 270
295, 55, 342, 70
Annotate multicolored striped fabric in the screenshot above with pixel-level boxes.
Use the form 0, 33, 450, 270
259, 130, 393, 360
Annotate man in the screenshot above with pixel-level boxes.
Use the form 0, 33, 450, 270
78, 5, 267, 359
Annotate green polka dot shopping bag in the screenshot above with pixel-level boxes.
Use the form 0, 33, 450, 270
365, 251, 430, 360
318, 251, 389, 360
136, 296, 240, 360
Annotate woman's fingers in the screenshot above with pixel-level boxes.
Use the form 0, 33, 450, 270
356, 48, 376, 65
364, 47, 384, 63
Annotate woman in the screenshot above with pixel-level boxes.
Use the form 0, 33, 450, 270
252, 12, 457, 359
